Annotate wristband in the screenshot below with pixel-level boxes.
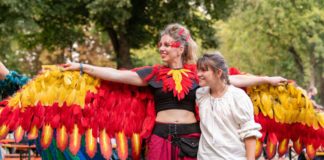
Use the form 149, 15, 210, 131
80, 63, 83, 75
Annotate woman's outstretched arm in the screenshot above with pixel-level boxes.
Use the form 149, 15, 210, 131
0, 62, 10, 80
63, 62, 147, 86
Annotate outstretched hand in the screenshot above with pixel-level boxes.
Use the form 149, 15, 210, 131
0, 61, 10, 80
62, 62, 81, 71
266, 76, 287, 86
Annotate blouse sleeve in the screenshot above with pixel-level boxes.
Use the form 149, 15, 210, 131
195, 86, 209, 105
0, 71, 29, 100
232, 88, 262, 140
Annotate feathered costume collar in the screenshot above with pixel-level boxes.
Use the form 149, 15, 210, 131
144, 64, 198, 100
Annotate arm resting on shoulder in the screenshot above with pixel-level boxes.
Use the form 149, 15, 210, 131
229, 75, 287, 88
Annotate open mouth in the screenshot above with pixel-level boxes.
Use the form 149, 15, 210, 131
199, 76, 205, 80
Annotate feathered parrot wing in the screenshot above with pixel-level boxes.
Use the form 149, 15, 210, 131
229, 68, 324, 159
247, 83, 324, 159
0, 66, 155, 159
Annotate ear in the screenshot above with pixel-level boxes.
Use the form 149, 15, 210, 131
217, 69, 223, 78
178, 46, 185, 56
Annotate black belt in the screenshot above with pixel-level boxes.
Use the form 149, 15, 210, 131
152, 122, 201, 138
153, 122, 200, 159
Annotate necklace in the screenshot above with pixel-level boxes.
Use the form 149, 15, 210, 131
209, 84, 228, 111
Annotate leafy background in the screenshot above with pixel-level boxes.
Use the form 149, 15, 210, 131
0, 0, 323, 104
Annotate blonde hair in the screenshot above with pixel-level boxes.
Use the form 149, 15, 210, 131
160, 23, 198, 64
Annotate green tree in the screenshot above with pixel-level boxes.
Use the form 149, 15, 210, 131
218, 0, 324, 104
1, 0, 232, 70
0, 0, 91, 75
87, 0, 223, 68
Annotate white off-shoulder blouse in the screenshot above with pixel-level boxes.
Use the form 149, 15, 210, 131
196, 85, 262, 160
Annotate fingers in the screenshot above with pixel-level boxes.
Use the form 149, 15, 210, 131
61, 63, 71, 71
269, 76, 288, 86
61, 63, 70, 68
276, 77, 288, 85
61, 63, 73, 71
62, 62, 80, 71
279, 77, 288, 82
61, 63, 70, 71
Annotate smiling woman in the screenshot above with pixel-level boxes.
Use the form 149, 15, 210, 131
63, 23, 203, 160
158, 24, 198, 67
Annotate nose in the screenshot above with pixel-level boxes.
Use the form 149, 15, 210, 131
159, 45, 165, 52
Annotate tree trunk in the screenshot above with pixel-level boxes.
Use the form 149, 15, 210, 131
315, 53, 324, 105
309, 44, 316, 87
319, 77, 324, 106
107, 27, 133, 69
307, 43, 324, 106
288, 46, 304, 82
116, 34, 132, 69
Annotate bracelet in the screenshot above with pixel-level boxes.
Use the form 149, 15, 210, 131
80, 63, 83, 75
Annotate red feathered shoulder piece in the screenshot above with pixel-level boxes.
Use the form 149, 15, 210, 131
229, 67, 241, 75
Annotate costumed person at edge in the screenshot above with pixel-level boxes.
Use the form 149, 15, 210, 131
63, 23, 286, 160
0, 62, 29, 100
196, 52, 262, 160
0, 62, 29, 159
307, 86, 323, 110
0, 61, 114, 159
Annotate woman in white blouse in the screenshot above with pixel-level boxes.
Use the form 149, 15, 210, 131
196, 52, 262, 160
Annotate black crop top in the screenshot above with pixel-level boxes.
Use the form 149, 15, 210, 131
136, 66, 198, 113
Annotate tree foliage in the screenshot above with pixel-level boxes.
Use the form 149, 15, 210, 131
88, 0, 221, 68
218, 0, 324, 104
1, 0, 227, 69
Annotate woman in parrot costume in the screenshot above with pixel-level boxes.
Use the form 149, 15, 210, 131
61, 23, 286, 159
1, 23, 315, 160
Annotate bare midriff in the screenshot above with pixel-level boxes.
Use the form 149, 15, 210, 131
155, 109, 197, 124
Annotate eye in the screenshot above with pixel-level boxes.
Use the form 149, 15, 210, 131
157, 42, 162, 48
157, 42, 171, 48
164, 42, 171, 47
